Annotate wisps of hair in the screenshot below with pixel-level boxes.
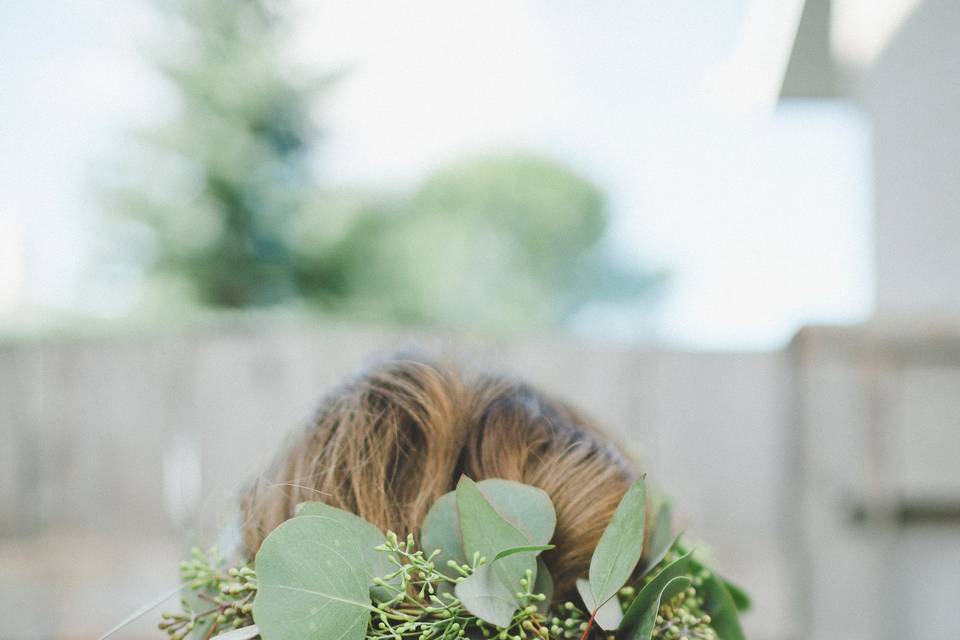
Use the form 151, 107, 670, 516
240, 354, 639, 597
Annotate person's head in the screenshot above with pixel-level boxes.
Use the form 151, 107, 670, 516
241, 355, 638, 598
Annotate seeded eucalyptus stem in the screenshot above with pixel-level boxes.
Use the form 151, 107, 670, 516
159, 540, 725, 640
158, 547, 257, 640
366, 531, 551, 640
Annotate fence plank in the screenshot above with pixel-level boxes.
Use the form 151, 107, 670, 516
0, 329, 792, 639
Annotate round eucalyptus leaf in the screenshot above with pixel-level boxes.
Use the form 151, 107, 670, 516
421, 479, 556, 580
209, 625, 260, 640
533, 559, 554, 614
420, 492, 463, 579
253, 516, 372, 640
294, 501, 395, 600
454, 564, 518, 628
476, 479, 556, 546
456, 477, 537, 596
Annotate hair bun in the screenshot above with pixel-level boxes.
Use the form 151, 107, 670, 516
241, 356, 638, 599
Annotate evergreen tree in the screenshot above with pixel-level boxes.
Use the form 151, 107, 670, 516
115, 0, 325, 307
110, 0, 664, 331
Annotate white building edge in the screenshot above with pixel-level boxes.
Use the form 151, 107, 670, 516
782, 1, 960, 638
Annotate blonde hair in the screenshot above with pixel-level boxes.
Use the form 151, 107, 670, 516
241, 355, 639, 598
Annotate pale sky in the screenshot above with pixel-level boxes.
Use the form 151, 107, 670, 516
0, 0, 874, 349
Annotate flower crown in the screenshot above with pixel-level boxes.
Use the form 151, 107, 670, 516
157, 476, 749, 640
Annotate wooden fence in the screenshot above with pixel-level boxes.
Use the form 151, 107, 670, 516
15, 322, 944, 639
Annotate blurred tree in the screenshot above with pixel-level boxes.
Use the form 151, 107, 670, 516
110, 1, 663, 331
293, 154, 665, 331
113, 0, 329, 307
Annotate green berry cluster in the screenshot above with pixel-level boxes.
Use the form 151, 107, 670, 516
543, 600, 594, 640
651, 585, 716, 640
629, 553, 718, 640
367, 531, 550, 640
159, 540, 729, 640
159, 547, 257, 639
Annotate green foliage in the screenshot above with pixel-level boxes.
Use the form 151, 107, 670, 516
159, 547, 257, 639
588, 476, 647, 607
420, 478, 557, 581
293, 501, 398, 601
722, 578, 753, 613
113, 2, 664, 327
419, 491, 463, 580
689, 561, 746, 640
253, 516, 373, 640
455, 476, 541, 624
618, 551, 693, 638
625, 576, 691, 640
453, 564, 526, 628
576, 578, 623, 630
641, 503, 675, 575
113, 0, 326, 308
309, 155, 664, 331
158, 479, 747, 640
533, 558, 555, 614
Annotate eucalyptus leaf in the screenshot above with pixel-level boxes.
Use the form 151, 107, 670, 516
576, 578, 623, 630
210, 625, 260, 640
294, 501, 395, 599
533, 559, 554, 614
187, 586, 217, 640
640, 533, 682, 580
421, 479, 557, 580
617, 549, 693, 640
640, 502, 672, 575
625, 576, 691, 640
589, 476, 647, 606
692, 561, 746, 640
476, 479, 556, 545
494, 544, 555, 562
253, 516, 373, 640
454, 563, 519, 628
456, 476, 537, 596
420, 492, 463, 579
723, 577, 753, 612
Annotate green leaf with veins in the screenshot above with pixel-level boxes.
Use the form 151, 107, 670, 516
691, 560, 746, 640
456, 476, 537, 599
640, 501, 673, 575
533, 559, 554, 614
494, 544, 555, 562
617, 549, 693, 640
455, 564, 519, 628
420, 491, 462, 579
294, 501, 395, 600
589, 476, 647, 606
421, 478, 556, 579
252, 515, 373, 640
723, 577, 752, 612
577, 578, 623, 630
628, 576, 691, 640
476, 479, 556, 545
